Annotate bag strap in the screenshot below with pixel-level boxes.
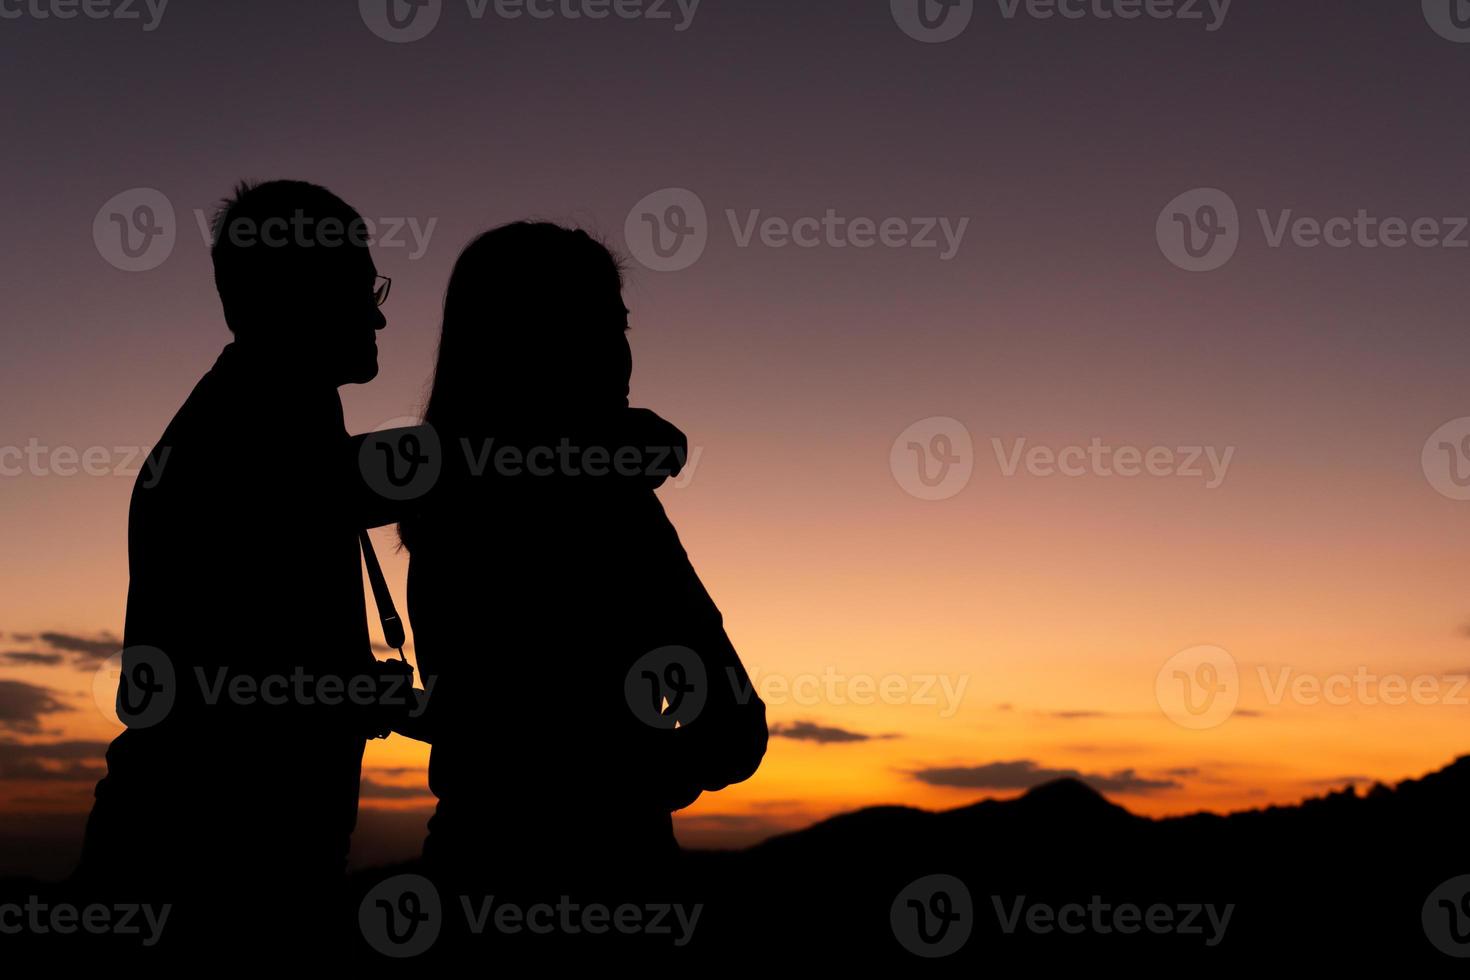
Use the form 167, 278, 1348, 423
359, 529, 409, 664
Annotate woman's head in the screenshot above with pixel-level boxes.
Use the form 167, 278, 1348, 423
423, 222, 632, 434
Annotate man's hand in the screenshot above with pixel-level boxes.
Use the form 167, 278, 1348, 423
656, 780, 703, 813
389, 688, 434, 744
362, 659, 417, 740
347, 409, 692, 530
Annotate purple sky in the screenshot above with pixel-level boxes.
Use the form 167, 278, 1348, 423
7, 0, 1470, 867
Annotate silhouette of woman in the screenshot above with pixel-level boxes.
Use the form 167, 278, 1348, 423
399, 223, 767, 906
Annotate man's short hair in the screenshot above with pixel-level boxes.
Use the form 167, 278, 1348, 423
209, 180, 367, 333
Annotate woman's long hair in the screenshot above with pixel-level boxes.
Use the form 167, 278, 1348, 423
400, 222, 631, 551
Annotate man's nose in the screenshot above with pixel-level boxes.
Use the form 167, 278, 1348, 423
372, 307, 387, 331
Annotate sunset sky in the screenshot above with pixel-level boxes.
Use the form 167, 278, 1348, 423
6, 0, 1470, 877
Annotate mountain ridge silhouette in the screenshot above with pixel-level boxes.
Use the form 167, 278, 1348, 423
8, 758, 1466, 964
674, 754, 1470, 966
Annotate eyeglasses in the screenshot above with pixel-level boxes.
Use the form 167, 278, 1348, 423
374, 275, 392, 308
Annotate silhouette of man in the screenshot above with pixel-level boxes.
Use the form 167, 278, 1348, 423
78, 180, 396, 946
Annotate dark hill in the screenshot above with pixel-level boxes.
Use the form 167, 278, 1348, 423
679, 758, 1470, 968
14, 759, 1470, 967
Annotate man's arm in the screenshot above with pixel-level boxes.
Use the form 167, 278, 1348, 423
345, 409, 690, 530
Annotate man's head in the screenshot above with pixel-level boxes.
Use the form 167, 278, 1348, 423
210, 180, 386, 386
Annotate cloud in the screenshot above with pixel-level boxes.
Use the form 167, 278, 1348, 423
0, 630, 124, 671
1045, 710, 1110, 720
673, 811, 796, 838
0, 739, 108, 781
0, 681, 74, 734
359, 778, 433, 800
911, 760, 1183, 794
675, 813, 773, 829
10, 788, 93, 806
1, 652, 64, 666
769, 721, 899, 744
38, 631, 120, 665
